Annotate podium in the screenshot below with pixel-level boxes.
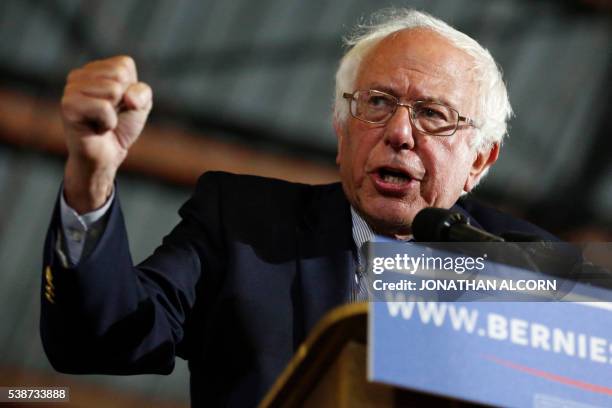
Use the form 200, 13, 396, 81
259, 303, 482, 407
260, 300, 612, 407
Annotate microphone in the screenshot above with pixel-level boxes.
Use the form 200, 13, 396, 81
412, 207, 505, 242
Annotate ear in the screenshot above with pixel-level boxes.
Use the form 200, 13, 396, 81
333, 116, 345, 165
464, 143, 500, 192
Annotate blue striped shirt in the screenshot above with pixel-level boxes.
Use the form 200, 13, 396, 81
350, 207, 413, 301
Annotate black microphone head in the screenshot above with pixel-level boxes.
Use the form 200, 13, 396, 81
412, 207, 468, 241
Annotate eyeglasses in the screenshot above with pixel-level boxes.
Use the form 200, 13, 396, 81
343, 89, 476, 136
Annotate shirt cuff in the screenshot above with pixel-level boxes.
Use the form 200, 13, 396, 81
59, 188, 115, 264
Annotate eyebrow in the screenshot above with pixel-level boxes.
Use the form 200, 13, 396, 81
367, 84, 459, 110
417, 96, 459, 110
369, 84, 398, 96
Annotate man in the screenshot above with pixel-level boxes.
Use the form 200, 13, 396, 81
40, 9, 555, 407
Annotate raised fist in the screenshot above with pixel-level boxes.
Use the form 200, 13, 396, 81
61, 56, 152, 212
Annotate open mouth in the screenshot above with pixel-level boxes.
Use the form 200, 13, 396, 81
378, 167, 412, 185
370, 166, 419, 196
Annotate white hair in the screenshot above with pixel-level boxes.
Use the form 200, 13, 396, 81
333, 8, 513, 153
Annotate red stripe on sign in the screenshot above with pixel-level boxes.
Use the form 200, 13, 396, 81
484, 355, 612, 396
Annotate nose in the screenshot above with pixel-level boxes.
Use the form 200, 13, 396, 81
383, 105, 415, 151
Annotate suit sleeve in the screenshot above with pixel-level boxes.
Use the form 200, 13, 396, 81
40, 173, 224, 375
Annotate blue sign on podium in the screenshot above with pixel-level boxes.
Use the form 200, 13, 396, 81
369, 300, 612, 407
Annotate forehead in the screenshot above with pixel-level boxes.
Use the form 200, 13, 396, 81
356, 28, 477, 108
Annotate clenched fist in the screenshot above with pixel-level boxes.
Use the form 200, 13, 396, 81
61, 56, 152, 213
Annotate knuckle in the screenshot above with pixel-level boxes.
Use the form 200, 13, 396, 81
66, 68, 81, 83
112, 65, 129, 83
116, 55, 136, 79
116, 55, 135, 68
99, 99, 115, 115
63, 81, 82, 94
90, 100, 114, 126
81, 59, 102, 71
60, 95, 79, 121
138, 82, 153, 100
63, 82, 74, 95
60, 93, 76, 109
107, 81, 123, 101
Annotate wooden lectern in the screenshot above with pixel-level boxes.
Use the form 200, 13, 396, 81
259, 303, 483, 408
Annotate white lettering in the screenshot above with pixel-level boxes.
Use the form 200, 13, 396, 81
552, 329, 575, 357
386, 302, 416, 320
383, 257, 395, 271
448, 305, 478, 333
417, 302, 447, 326
510, 318, 529, 346
373, 257, 384, 274
590, 336, 607, 363
531, 323, 551, 351
488, 313, 508, 340
578, 334, 588, 359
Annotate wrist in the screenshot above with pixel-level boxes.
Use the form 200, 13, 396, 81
63, 157, 116, 214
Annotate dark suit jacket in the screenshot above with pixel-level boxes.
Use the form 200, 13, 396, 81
40, 171, 556, 406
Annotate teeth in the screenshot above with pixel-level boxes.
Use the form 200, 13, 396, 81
382, 174, 408, 184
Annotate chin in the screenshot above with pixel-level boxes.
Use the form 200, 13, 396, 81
359, 196, 421, 235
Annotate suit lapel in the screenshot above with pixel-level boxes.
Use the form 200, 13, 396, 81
295, 184, 355, 341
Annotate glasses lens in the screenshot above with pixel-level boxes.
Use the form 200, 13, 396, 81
413, 102, 459, 136
353, 91, 395, 123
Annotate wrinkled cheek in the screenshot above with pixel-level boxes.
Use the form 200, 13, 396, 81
352, 152, 372, 191
419, 181, 435, 206
353, 168, 367, 190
